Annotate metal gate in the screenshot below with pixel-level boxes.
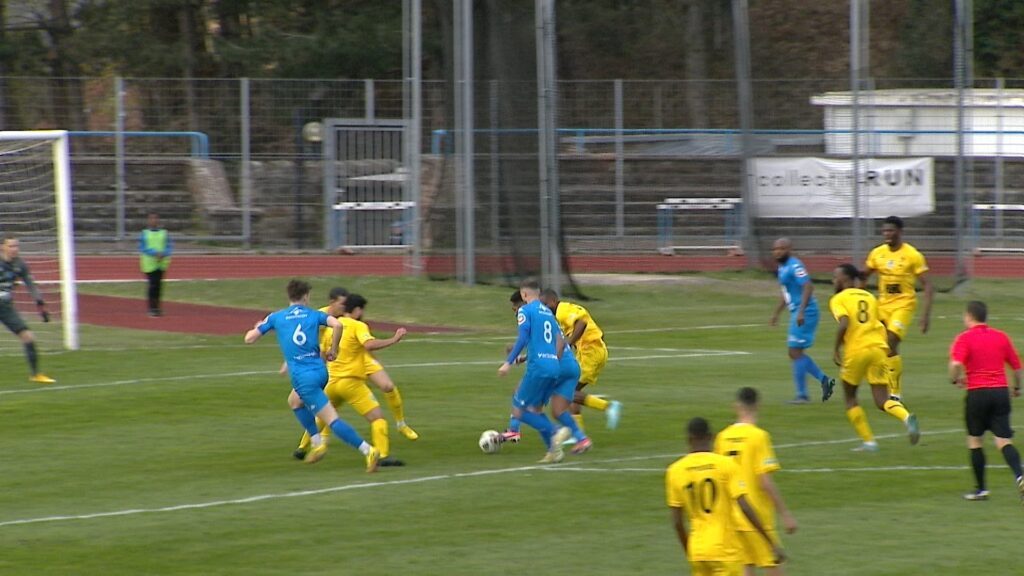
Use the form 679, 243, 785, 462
322, 119, 412, 250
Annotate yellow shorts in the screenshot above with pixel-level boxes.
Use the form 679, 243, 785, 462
878, 305, 915, 340
737, 530, 779, 568
575, 340, 608, 386
364, 356, 383, 377
840, 347, 891, 387
325, 377, 380, 416
688, 560, 742, 576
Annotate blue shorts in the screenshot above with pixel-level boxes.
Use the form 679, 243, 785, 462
292, 366, 330, 414
787, 307, 819, 349
513, 374, 558, 410
543, 355, 581, 405
542, 376, 578, 406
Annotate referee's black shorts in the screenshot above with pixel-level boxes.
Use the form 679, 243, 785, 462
965, 387, 1014, 438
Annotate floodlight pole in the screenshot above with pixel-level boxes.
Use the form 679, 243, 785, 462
453, 0, 475, 285
849, 0, 869, 262
731, 0, 755, 267
536, 0, 561, 291
953, 0, 973, 283
403, 0, 423, 276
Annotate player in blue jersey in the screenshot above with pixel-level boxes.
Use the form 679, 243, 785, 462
502, 289, 590, 454
498, 279, 572, 463
244, 279, 380, 472
769, 238, 836, 404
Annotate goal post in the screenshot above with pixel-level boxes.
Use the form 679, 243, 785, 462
0, 130, 78, 351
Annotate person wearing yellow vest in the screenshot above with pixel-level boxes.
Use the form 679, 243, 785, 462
139, 212, 172, 317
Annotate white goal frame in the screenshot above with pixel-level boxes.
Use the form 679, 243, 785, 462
0, 131, 78, 350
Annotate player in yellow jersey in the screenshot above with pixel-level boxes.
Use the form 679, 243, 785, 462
863, 216, 933, 402
828, 264, 920, 451
540, 289, 622, 438
715, 387, 797, 576
294, 293, 408, 466
292, 287, 418, 460
667, 417, 785, 576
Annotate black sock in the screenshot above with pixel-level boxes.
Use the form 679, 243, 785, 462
24, 342, 38, 374
1001, 444, 1023, 480
970, 448, 986, 491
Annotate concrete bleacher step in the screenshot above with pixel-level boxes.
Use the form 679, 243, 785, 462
73, 189, 193, 204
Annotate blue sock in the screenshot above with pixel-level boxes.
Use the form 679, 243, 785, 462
802, 354, 826, 382
556, 411, 587, 441
292, 407, 319, 437
518, 410, 556, 446
507, 414, 521, 433
791, 357, 809, 399
328, 418, 365, 449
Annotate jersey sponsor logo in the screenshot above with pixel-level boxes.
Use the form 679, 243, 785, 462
885, 284, 902, 294
286, 307, 307, 319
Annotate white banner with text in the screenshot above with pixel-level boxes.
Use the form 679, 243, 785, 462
748, 157, 934, 218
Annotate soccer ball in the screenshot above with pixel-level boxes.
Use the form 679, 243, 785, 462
479, 429, 502, 454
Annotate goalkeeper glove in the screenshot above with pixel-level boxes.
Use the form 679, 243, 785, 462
36, 300, 49, 323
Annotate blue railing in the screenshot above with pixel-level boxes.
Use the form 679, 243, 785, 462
431, 127, 1024, 155
68, 130, 210, 158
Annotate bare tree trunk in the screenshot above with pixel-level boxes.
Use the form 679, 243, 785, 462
47, 0, 85, 129
0, 0, 9, 130
180, 2, 199, 132
684, 0, 708, 128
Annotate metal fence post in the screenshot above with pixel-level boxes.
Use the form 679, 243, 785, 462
115, 76, 126, 241
614, 78, 624, 237
240, 77, 252, 249
995, 77, 1005, 245
489, 79, 500, 252
365, 79, 375, 122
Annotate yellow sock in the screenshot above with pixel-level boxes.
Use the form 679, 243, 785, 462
883, 399, 911, 423
298, 417, 327, 451
572, 413, 586, 433
583, 394, 609, 411
371, 418, 390, 458
846, 406, 875, 443
384, 388, 406, 423
885, 355, 903, 398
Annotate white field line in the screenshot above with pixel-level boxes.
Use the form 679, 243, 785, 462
0, 349, 748, 396
0, 321, 767, 356
0, 428, 964, 528
548, 464, 999, 474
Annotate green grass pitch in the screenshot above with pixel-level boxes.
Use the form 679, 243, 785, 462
1, 273, 1021, 575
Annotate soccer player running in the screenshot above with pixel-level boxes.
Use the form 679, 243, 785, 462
499, 279, 572, 463
949, 301, 1024, 502
0, 236, 55, 383
503, 289, 591, 454
244, 279, 380, 472
769, 238, 836, 404
715, 387, 797, 576
539, 289, 622, 436
863, 216, 933, 402
292, 293, 408, 467
295, 287, 418, 444
667, 417, 785, 576
827, 264, 920, 451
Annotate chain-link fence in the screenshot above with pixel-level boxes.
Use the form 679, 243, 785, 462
3, 75, 1022, 283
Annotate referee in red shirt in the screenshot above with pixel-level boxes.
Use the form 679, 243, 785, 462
949, 301, 1024, 502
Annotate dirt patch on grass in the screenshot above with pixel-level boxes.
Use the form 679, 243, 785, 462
78, 294, 464, 336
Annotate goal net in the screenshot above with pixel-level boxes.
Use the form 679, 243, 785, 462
0, 131, 77, 352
